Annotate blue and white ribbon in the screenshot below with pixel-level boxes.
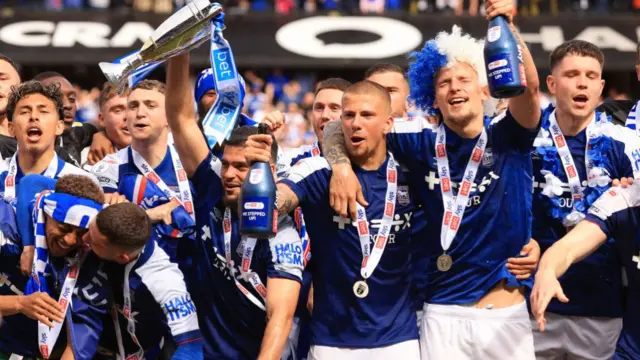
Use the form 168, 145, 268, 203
27, 191, 103, 359
201, 17, 245, 149
114, 51, 162, 89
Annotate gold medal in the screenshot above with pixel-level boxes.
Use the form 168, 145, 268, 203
353, 280, 369, 298
437, 253, 453, 272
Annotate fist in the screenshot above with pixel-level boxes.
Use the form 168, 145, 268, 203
245, 134, 273, 164
485, 0, 515, 22
261, 111, 286, 132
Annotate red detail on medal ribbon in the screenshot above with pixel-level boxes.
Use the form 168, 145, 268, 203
554, 135, 566, 148
184, 201, 194, 214
444, 211, 452, 226
68, 265, 79, 279
471, 148, 483, 162
436, 144, 446, 158
362, 256, 369, 268
6, 176, 14, 187
257, 284, 267, 297
608, 189, 617, 196
357, 220, 368, 235
567, 165, 577, 178
312, 147, 320, 156
294, 208, 302, 231
441, 178, 451, 192
384, 203, 394, 217
223, 218, 231, 233
375, 235, 386, 249
40, 345, 49, 358
242, 259, 250, 272
148, 171, 161, 184
126, 355, 140, 360
572, 194, 582, 200
123, 307, 130, 318
177, 169, 187, 182
272, 210, 278, 232
387, 169, 397, 184
450, 215, 461, 231
59, 298, 68, 312
460, 181, 471, 196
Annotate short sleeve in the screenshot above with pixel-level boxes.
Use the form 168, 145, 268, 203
386, 117, 432, 166
91, 155, 121, 193
278, 157, 331, 205
489, 109, 541, 154
190, 152, 222, 208
267, 215, 303, 282
586, 184, 640, 238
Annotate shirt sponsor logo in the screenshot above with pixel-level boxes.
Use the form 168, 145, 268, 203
163, 294, 196, 322
274, 243, 304, 267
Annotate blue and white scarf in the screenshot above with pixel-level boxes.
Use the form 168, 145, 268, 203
26, 192, 103, 297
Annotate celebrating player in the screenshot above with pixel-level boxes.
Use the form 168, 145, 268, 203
321, 0, 541, 357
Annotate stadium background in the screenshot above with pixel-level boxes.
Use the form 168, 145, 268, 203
1, 0, 639, 149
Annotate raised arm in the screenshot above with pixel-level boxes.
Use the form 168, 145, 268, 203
485, 0, 540, 130
530, 221, 607, 331
321, 120, 367, 220
165, 52, 210, 177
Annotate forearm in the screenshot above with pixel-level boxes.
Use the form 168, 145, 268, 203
0, 295, 23, 316
258, 310, 295, 360
276, 184, 299, 215
537, 221, 606, 278
507, 23, 541, 129
321, 121, 351, 167
165, 53, 208, 176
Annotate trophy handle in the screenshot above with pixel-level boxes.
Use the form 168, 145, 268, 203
99, 62, 129, 93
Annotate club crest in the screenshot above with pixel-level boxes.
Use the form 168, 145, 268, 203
397, 185, 410, 206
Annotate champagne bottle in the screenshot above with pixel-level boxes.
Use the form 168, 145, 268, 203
239, 124, 278, 238
484, 15, 527, 98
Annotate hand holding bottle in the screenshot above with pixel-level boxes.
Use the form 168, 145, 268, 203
484, 0, 514, 22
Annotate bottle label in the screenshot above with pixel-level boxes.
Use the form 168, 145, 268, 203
242, 195, 271, 229
486, 53, 517, 88
249, 169, 264, 185
487, 26, 501, 42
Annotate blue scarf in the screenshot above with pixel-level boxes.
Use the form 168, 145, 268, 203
26, 192, 103, 297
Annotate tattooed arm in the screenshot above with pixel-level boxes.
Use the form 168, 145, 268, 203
322, 120, 368, 221
276, 184, 300, 216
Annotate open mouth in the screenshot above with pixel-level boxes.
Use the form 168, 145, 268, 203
26, 127, 42, 142
350, 135, 365, 146
573, 94, 588, 105
121, 126, 130, 135
449, 97, 468, 107
134, 123, 149, 130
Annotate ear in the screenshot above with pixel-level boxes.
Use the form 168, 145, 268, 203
98, 113, 105, 128
116, 253, 131, 265
55, 119, 64, 136
546, 75, 556, 96
480, 85, 490, 102
8, 122, 14, 137
270, 163, 277, 176
382, 115, 393, 135
599, 78, 605, 96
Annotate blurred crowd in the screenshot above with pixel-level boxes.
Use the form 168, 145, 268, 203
6, 0, 640, 14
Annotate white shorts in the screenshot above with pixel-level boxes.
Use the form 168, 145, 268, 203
308, 340, 420, 360
420, 301, 535, 360
531, 312, 622, 360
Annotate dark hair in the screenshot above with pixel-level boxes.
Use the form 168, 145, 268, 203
55, 174, 105, 204
132, 79, 166, 94
95, 203, 152, 250
549, 40, 605, 71
636, 41, 640, 65
0, 53, 20, 76
315, 78, 351, 96
99, 81, 129, 108
364, 63, 408, 82
225, 125, 278, 163
33, 71, 66, 82
6, 80, 65, 122
345, 80, 391, 108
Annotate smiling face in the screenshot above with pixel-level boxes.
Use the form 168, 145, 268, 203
221, 145, 249, 206
0, 59, 20, 118
548, 54, 604, 121
126, 88, 167, 144
45, 215, 87, 257
312, 88, 344, 143
434, 62, 488, 129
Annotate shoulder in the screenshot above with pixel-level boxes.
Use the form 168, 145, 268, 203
391, 116, 436, 134
599, 121, 640, 149
135, 241, 187, 295
597, 100, 635, 126
589, 182, 640, 220
91, 149, 128, 181
280, 156, 330, 183
59, 161, 100, 185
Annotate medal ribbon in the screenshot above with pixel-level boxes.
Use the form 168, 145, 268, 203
131, 145, 195, 225
4, 152, 60, 203
355, 153, 398, 279
547, 110, 602, 223
223, 208, 267, 311
112, 258, 145, 360
201, 19, 245, 150
435, 124, 487, 254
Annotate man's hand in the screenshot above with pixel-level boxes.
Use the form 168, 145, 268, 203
20, 246, 35, 276
146, 201, 179, 225
245, 135, 273, 164
87, 131, 115, 165
306, 283, 314, 314
18, 292, 64, 328
104, 192, 129, 206
484, 0, 514, 22
612, 177, 635, 188
261, 111, 286, 133
506, 238, 540, 279
530, 269, 569, 332
329, 164, 368, 221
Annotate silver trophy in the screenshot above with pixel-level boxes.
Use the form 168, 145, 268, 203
100, 0, 223, 93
